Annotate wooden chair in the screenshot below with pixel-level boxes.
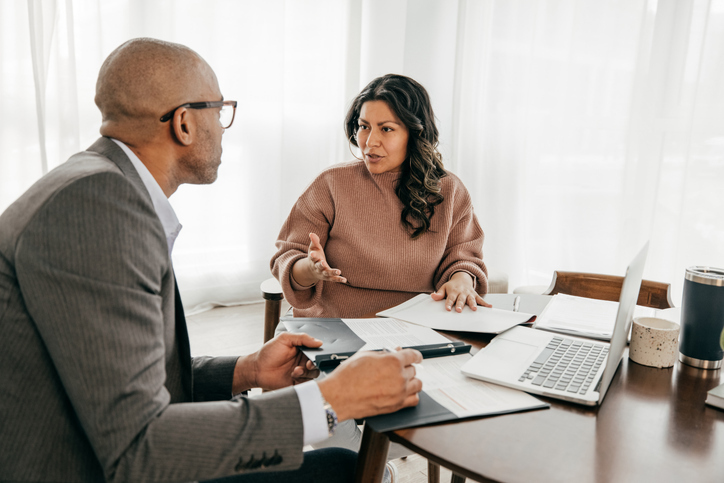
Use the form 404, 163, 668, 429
543, 271, 674, 309
261, 278, 284, 343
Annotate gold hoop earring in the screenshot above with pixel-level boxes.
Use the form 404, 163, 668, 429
348, 133, 363, 161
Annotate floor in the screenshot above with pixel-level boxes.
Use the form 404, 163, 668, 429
186, 302, 464, 483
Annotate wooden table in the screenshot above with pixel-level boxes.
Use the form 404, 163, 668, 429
354, 294, 724, 482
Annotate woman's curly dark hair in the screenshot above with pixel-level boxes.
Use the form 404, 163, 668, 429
344, 74, 447, 239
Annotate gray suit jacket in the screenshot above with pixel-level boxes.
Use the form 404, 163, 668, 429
0, 137, 304, 482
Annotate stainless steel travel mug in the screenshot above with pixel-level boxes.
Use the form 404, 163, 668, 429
679, 267, 724, 369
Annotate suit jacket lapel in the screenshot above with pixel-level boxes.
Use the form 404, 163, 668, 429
173, 274, 193, 398
86, 137, 194, 399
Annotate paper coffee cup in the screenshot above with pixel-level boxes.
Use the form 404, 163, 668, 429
629, 317, 680, 368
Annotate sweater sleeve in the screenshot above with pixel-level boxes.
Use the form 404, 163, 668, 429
270, 174, 336, 309
433, 178, 488, 295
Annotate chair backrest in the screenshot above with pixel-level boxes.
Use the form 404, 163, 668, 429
543, 271, 674, 309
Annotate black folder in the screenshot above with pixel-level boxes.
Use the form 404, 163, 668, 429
283, 317, 470, 370
283, 317, 548, 432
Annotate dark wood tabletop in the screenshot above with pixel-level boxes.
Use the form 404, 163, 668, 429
354, 294, 724, 483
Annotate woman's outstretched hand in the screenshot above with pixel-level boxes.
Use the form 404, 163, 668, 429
431, 271, 492, 312
291, 233, 347, 287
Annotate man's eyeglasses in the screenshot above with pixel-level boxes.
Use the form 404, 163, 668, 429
160, 100, 237, 129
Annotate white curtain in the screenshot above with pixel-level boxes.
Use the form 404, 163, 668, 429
2, 0, 723, 312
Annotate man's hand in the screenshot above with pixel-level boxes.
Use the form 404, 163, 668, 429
291, 233, 347, 287
233, 332, 321, 394
431, 271, 491, 312
316, 349, 423, 422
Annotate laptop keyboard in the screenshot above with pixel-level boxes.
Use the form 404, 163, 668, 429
518, 336, 609, 395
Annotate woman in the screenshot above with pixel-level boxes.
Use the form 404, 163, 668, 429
271, 74, 489, 318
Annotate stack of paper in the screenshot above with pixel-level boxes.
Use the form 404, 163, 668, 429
534, 294, 680, 341
366, 353, 548, 432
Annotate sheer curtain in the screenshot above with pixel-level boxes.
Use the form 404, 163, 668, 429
447, 0, 724, 304
2, 0, 723, 312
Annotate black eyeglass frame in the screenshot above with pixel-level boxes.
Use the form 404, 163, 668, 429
159, 100, 238, 128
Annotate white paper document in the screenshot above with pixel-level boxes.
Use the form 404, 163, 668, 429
534, 294, 679, 340
376, 293, 535, 334
342, 318, 451, 351
418, 354, 546, 418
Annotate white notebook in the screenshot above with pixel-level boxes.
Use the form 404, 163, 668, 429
377, 293, 535, 334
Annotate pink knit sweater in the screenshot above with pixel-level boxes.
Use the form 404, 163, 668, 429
271, 161, 488, 318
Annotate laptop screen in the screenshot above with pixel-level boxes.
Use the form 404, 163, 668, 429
597, 242, 649, 402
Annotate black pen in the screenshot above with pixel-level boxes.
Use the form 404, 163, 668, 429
394, 342, 471, 358
318, 342, 470, 367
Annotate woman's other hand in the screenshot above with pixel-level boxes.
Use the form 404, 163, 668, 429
291, 233, 347, 287
431, 271, 492, 312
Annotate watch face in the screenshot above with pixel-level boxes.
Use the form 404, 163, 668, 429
324, 405, 338, 436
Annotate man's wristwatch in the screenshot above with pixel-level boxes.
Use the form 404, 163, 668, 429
320, 396, 338, 437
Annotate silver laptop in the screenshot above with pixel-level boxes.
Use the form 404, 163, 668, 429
461, 242, 648, 406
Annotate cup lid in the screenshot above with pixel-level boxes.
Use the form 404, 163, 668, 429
685, 266, 724, 286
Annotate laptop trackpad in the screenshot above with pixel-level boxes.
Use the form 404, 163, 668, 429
487, 338, 540, 366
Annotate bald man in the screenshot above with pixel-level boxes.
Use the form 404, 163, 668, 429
0, 38, 421, 483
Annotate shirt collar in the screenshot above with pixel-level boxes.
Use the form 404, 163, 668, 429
110, 138, 182, 255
